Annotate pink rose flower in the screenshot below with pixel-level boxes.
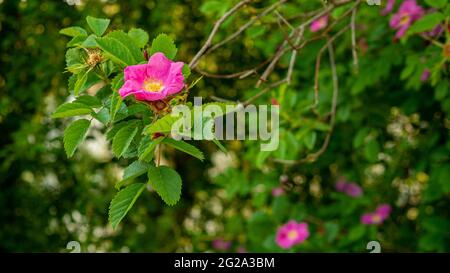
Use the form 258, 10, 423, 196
275, 220, 309, 249
389, 0, 424, 39
381, 0, 396, 16
361, 204, 392, 225
310, 15, 328, 32
420, 68, 430, 82
272, 186, 285, 197
212, 238, 232, 250
119, 52, 185, 101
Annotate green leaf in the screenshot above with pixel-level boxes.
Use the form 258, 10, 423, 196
116, 161, 151, 190
408, 12, 445, 34
92, 108, 110, 125
63, 119, 90, 157
86, 16, 110, 36
149, 33, 177, 60
65, 48, 85, 73
106, 121, 127, 140
74, 71, 88, 96
182, 64, 191, 79
128, 28, 149, 48
67, 35, 87, 47
212, 138, 227, 153
60, 26, 88, 37
425, 0, 447, 8
162, 138, 204, 161
96, 37, 136, 67
106, 30, 144, 63
112, 122, 140, 158
52, 102, 92, 118
82, 34, 98, 48
145, 114, 181, 135
108, 183, 146, 229
303, 131, 317, 150
148, 166, 182, 205
139, 136, 165, 162
74, 95, 102, 108
364, 139, 380, 163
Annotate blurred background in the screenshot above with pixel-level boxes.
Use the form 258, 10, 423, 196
0, 0, 449, 252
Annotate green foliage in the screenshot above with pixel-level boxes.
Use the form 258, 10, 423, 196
52, 102, 93, 118
149, 34, 177, 59
148, 166, 182, 205
112, 122, 140, 158
86, 16, 110, 36
63, 119, 91, 157
408, 12, 445, 34
109, 183, 146, 229
162, 138, 204, 161
128, 28, 149, 49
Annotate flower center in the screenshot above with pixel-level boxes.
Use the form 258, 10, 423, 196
143, 79, 164, 92
371, 214, 382, 224
400, 14, 410, 26
287, 230, 298, 240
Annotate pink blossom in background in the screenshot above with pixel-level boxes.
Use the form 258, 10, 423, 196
212, 238, 232, 250
389, 0, 424, 39
376, 204, 392, 219
345, 183, 363, 197
275, 220, 309, 249
335, 178, 363, 198
237, 246, 247, 253
361, 204, 392, 225
420, 68, 430, 82
381, 0, 396, 16
335, 178, 348, 192
310, 15, 328, 32
119, 52, 185, 101
272, 187, 285, 197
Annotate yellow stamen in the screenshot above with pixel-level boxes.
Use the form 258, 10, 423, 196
372, 214, 382, 224
400, 15, 410, 26
143, 79, 164, 92
287, 230, 298, 240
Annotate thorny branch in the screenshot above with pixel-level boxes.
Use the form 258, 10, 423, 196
189, 0, 361, 165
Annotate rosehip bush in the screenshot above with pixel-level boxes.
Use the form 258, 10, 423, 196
0, 0, 449, 252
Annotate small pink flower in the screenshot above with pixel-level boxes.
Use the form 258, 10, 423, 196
237, 246, 247, 253
381, 0, 396, 16
335, 178, 363, 198
345, 183, 363, 197
361, 204, 392, 225
420, 68, 430, 82
389, 0, 424, 39
376, 204, 392, 220
119, 52, 185, 101
335, 178, 348, 192
272, 187, 285, 197
212, 238, 232, 250
275, 220, 309, 249
310, 15, 328, 32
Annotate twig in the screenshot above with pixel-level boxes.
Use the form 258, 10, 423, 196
206, 0, 287, 55
273, 40, 339, 165
287, 26, 304, 84
351, 6, 359, 72
244, 79, 287, 105
189, 0, 253, 69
